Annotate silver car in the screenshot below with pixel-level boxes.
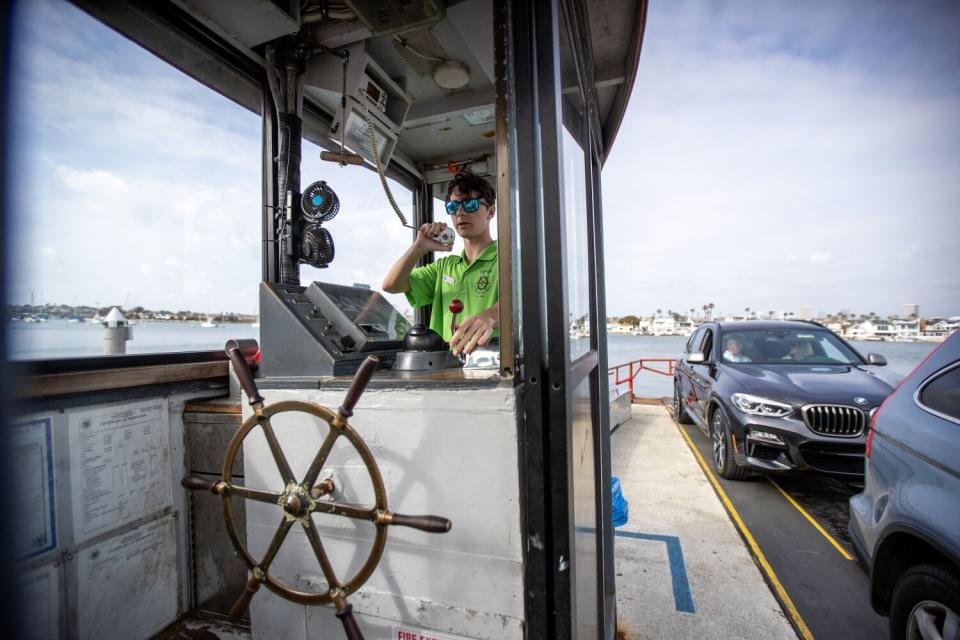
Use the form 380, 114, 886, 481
849, 330, 960, 640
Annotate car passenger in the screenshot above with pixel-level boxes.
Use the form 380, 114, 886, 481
723, 336, 751, 363
783, 340, 815, 360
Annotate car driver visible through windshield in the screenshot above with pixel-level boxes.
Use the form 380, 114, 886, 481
720, 329, 863, 365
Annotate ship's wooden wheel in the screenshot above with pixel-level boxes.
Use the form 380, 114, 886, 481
182, 340, 451, 640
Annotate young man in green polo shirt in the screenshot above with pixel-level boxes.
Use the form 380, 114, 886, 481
382, 173, 498, 356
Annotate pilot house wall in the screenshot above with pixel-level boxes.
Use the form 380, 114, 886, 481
14, 382, 229, 639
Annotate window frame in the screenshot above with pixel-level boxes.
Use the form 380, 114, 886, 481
8, 0, 269, 366
688, 328, 705, 355
914, 360, 960, 426
683, 330, 700, 355
700, 328, 715, 362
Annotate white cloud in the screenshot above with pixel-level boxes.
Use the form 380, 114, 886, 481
601, 0, 960, 317
807, 252, 832, 265
12, 161, 262, 312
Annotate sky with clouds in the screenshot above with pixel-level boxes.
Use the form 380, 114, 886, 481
603, 0, 960, 319
6, 0, 960, 319
7, 0, 415, 316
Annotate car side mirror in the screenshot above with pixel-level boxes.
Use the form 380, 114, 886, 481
687, 353, 705, 364
867, 353, 887, 366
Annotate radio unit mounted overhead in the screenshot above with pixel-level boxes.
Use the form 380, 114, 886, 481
303, 43, 411, 168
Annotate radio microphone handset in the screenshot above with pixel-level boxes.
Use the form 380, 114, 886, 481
397, 221, 454, 247
408, 224, 455, 247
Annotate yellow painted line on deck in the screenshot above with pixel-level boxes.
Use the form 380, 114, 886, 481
674, 421, 815, 640
767, 477, 854, 562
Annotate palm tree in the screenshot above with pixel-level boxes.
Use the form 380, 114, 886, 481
656, 308, 662, 318
745, 306, 751, 319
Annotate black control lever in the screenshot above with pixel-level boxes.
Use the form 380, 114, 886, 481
225, 339, 263, 407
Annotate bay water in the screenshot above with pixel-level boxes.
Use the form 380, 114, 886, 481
8, 321, 938, 399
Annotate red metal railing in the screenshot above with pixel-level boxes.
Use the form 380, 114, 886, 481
608, 358, 677, 401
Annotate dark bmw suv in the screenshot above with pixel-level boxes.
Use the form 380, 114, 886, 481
673, 321, 903, 480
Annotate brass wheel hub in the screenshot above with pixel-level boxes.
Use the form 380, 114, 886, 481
279, 483, 315, 521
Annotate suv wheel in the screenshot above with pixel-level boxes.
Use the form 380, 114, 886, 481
673, 382, 692, 424
711, 407, 748, 480
890, 564, 960, 640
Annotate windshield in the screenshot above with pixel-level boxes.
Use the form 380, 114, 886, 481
719, 329, 863, 365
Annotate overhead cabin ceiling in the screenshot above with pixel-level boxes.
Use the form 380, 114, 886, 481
586, 0, 648, 158
71, 0, 646, 177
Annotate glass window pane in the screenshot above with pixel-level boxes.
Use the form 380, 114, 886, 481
719, 328, 862, 365
299, 139, 414, 318
920, 367, 960, 421
562, 127, 591, 362
7, 0, 261, 359
701, 329, 714, 359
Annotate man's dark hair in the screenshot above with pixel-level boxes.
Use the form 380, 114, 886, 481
446, 173, 496, 203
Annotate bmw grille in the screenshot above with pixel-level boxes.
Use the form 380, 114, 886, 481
802, 404, 867, 437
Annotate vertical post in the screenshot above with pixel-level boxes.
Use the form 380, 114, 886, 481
102, 307, 132, 355
262, 79, 279, 283
511, 0, 555, 635
628, 362, 635, 402
413, 182, 433, 328
277, 110, 302, 286
494, 0, 514, 378
0, 8, 20, 632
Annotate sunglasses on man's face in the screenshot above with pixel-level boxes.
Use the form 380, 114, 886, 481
445, 198, 488, 215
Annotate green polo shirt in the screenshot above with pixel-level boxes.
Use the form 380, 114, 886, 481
405, 240, 499, 341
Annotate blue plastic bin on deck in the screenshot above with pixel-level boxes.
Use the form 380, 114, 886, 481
611, 476, 629, 527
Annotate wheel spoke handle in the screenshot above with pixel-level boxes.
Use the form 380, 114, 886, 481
181, 475, 221, 493
381, 512, 452, 533
313, 501, 376, 521
335, 603, 365, 640
337, 356, 379, 420
228, 569, 264, 622
310, 478, 335, 499
230, 484, 283, 504
226, 339, 264, 406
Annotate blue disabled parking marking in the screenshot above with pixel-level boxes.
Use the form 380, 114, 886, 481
615, 530, 695, 613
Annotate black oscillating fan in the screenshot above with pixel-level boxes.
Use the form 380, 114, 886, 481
300, 227, 335, 268
301, 180, 340, 224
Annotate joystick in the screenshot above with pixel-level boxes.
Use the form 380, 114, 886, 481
393, 324, 463, 372
449, 299, 464, 337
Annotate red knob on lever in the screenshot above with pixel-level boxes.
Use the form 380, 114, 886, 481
449, 299, 464, 338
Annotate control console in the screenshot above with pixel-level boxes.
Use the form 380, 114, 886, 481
259, 282, 408, 377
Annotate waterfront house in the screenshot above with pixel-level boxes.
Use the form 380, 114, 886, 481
924, 319, 959, 338
892, 319, 921, 341
846, 320, 897, 341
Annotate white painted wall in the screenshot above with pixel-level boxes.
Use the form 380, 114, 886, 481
242, 385, 524, 640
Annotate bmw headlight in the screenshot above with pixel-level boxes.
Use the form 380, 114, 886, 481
731, 393, 793, 418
